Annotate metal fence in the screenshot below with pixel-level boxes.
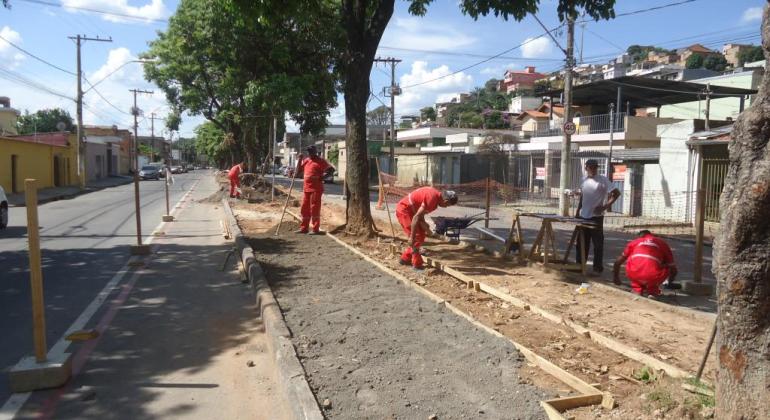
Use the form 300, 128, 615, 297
701, 157, 729, 223
531, 112, 627, 137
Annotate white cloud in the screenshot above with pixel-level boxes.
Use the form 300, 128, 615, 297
742, 6, 763, 22
61, 0, 168, 23
395, 61, 473, 115
88, 47, 142, 85
480, 62, 519, 77
381, 17, 477, 52
0, 26, 26, 69
521, 36, 553, 59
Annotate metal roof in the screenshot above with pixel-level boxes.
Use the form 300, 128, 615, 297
542, 76, 757, 107
611, 148, 660, 161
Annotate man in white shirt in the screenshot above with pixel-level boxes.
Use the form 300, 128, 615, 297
575, 159, 620, 274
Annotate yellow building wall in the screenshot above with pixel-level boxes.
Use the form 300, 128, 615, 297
0, 136, 80, 194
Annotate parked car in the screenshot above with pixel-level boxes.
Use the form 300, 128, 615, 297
139, 166, 161, 180
282, 166, 295, 178
170, 166, 183, 174
323, 168, 335, 184
0, 185, 8, 229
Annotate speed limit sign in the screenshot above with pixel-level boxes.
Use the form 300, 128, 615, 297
563, 121, 576, 135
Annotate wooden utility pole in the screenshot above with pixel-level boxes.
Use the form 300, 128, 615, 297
70, 34, 112, 188
374, 57, 402, 174
129, 88, 153, 255
558, 18, 576, 217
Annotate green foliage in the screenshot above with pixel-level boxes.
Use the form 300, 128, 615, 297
143, 0, 339, 163
194, 121, 226, 163
703, 55, 728, 71
626, 45, 672, 63
686, 54, 705, 69
137, 144, 153, 157
420, 106, 436, 122
484, 78, 500, 92
367, 105, 390, 126
409, 0, 616, 22
633, 366, 658, 383
327, 144, 339, 166
737, 45, 764, 65
16, 108, 74, 134
399, 121, 413, 129
647, 388, 677, 412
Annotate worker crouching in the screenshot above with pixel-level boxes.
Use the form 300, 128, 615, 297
396, 187, 458, 271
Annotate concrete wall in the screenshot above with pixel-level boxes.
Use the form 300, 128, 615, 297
395, 154, 429, 185
659, 70, 760, 120
85, 142, 109, 182
640, 120, 700, 222
0, 137, 78, 193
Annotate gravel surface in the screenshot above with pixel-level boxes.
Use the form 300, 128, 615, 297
248, 224, 549, 419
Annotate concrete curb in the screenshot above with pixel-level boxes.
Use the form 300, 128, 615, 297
222, 198, 324, 420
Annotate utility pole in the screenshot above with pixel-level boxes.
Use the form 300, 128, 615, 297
704, 83, 712, 131
150, 112, 159, 162
558, 17, 576, 217
70, 34, 112, 188
374, 57, 402, 174
129, 88, 153, 256
607, 103, 615, 180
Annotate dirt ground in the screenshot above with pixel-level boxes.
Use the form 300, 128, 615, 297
246, 219, 549, 419
229, 179, 717, 419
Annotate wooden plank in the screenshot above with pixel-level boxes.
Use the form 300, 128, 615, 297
514, 342, 602, 396
584, 329, 691, 379
541, 401, 569, 420
544, 394, 604, 412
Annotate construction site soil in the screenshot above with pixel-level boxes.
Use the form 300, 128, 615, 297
229, 177, 717, 419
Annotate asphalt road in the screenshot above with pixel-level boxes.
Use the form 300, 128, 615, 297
0, 172, 206, 403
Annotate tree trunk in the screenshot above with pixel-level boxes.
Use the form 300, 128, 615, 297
341, 0, 394, 236
713, 5, 770, 418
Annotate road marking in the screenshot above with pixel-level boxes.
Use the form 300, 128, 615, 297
0, 178, 201, 420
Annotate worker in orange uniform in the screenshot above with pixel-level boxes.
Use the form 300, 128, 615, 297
296, 145, 334, 235
613, 230, 679, 297
396, 187, 458, 271
228, 161, 245, 198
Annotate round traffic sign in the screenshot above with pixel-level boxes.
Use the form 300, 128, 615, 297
563, 121, 576, 135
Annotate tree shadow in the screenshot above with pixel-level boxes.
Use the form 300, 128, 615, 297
4, 242, 268, 419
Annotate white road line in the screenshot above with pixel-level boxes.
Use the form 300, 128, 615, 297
0, 179, 201, 420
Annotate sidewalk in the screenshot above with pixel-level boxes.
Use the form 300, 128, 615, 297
7, 176, 133, 207
16, 176, 291, 419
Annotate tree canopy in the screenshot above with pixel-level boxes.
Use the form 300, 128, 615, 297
686, 54, 705, 69
16, 108, 74, 135
420, 106, 436, 122
366, 105, 390, 126
737, 45, 764, 66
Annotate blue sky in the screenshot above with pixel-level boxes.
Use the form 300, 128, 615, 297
0, 0, 763, 138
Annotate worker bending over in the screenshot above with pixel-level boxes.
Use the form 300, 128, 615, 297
228, 161, 245, 198
296, 145, 334, 235
613, 230, 679, 297
396, 187, 458, 271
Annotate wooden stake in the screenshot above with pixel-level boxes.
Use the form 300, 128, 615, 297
275, 167, 299, 236
25, 179, 47, 363
375, 158, 397, 241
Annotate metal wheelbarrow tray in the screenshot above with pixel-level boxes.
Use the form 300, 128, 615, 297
432, 213, 488, 240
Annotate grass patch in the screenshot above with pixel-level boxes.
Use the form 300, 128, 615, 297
647, 387, 678, 411
633, 366, 658, 383
684, 377, 715, 408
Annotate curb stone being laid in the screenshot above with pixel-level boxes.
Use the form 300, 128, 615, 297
222, 199, 324, 420
247, 221, 551, 420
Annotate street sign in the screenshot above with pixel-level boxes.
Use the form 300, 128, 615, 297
563, 121, 576, 135
535, 167, 546, 180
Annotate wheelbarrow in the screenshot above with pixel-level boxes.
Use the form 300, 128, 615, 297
432, 212, 493, 240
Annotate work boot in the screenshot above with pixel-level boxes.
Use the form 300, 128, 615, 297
398, 259, 410, 266
308, 230, 325, 235
294, 229, 308, 234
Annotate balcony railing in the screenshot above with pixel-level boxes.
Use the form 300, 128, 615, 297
530, 112, 627, 137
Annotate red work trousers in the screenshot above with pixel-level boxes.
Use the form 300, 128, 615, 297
396, 205, 425, 268
229, 178, 240, 198
300, 190, 323, 232
628, 268, 669, 297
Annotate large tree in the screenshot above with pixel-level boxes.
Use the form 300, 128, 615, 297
366, 105, 390, 125
16, 108, 74, 134
143, 0, 337, 171
713, 4, 770, 418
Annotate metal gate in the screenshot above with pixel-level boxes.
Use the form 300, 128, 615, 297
702, 157, 729, 223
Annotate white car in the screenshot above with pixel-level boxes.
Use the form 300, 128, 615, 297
0, 185, 8, 229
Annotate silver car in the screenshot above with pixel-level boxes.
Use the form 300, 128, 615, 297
139, 166, 161, 180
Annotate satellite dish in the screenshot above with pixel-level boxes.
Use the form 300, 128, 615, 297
56, 121, 67, 132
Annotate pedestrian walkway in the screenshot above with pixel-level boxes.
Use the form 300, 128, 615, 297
15, 176, 290, 419
7, 176, 133, 207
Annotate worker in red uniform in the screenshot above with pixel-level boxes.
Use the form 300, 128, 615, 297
228, 161, 245, 198
296, 145, 334, 234
613, 230, 679, 297
396, 187, 458, 270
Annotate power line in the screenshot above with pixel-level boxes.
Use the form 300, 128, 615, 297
377, 46, 563, 62
578, 0, 700, 22
401, 25, 564, 90
17, 0, 169, 24
83, 76, 132, 116
0, 34, 76, 75
0, 67, 74, 101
